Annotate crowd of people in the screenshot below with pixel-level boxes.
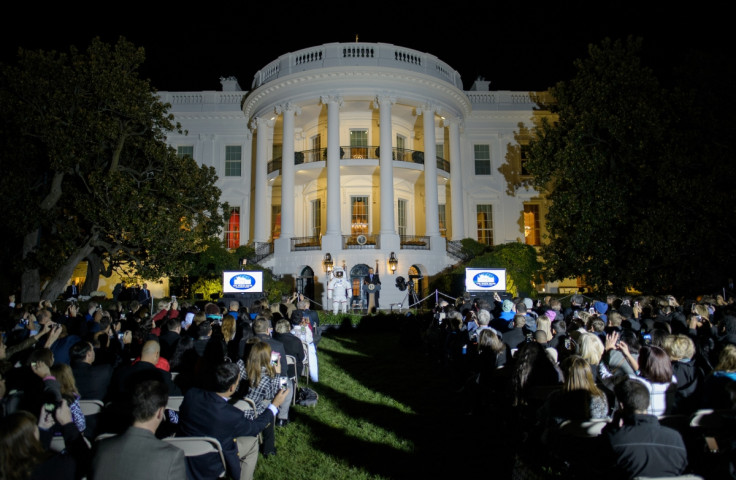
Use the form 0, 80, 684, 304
421, 289, 736, 479
0, 292, 319, 480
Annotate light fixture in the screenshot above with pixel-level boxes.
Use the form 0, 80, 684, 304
240, 258, 247, 270
323, 253, 333, 273
388, 252, 398, 274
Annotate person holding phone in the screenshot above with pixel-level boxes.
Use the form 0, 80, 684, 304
242, 340, 284, 457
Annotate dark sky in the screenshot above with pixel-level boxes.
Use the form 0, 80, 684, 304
1, 3, 727, 93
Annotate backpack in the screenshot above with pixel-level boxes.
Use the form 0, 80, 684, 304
295, 387, 318, 407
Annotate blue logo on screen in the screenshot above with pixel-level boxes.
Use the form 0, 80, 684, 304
230, 274, 256, 291
473, 272, 499, 288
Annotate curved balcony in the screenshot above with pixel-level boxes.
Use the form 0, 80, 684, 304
267, 147, 450, 174
251, 42, 463, 90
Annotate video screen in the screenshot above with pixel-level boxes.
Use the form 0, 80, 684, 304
464, 268, 506, 292
223, 271, 264, 294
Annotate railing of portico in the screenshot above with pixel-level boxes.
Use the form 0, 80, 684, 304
400, 235, 430, 250
291, 236, 321, 251
252, 241, 274, 263
267, 147, 449, 174
342, 234, 380, 249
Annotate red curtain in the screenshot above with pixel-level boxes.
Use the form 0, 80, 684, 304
227, 211, 240, 248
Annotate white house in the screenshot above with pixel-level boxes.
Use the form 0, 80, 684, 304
159, 41, 564, 310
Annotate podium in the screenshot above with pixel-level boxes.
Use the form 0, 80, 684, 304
363, 282, 381, 312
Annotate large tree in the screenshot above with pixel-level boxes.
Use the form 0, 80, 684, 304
518, 37, 736, 295
0, 37, 227, 302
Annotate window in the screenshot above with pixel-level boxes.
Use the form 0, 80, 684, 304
521, 144, 531, 176
311, 199, 321, 237
225, 145, 242, 177
225, 207, 240, 249
177, 146, 194, 159
311, 134, 321, 162
397, 199, 407, 236
438, 204, 446, 237
351, 196, 369, 235
396, 134, 407, 161
524, 204, 541, 246
271, 205, 281, 239
476, 204, 493, 246
350, 129, 368, 158
436, 143, 445, 160
474, 144, 491, 175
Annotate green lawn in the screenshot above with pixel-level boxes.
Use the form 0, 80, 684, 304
253, 315, 515, 479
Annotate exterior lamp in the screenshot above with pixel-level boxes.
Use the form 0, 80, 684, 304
240, 258, 247, 270
323, 253, 333, 273
388, 252, 398, 274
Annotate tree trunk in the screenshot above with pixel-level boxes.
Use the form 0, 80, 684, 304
21, 230, 41, 304
82, 253, 102, 294
40, 242, 95, 301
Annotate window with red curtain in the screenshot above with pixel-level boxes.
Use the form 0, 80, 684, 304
226, 207, 240, 249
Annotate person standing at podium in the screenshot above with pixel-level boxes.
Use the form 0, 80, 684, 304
365, 268, 381, 311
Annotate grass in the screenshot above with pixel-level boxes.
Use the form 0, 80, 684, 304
252, 313, 515, 480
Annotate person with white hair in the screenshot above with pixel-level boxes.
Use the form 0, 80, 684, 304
327, 268, 351, 315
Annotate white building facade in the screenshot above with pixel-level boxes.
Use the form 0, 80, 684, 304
160, 42, 558, 310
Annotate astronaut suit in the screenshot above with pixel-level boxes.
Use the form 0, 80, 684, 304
327, 267, 351, 314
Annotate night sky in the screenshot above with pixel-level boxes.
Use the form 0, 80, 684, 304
1, 3, 727, 93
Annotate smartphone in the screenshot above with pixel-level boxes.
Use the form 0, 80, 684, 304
171, 295, 176, 302
279, 376, 288, 390
270, 352, 280, 366
642, 333, 652, 344
118, 332, 125, 341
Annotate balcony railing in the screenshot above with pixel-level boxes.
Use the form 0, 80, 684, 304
291, 236, 321, 251
267, 147, 449, 174
342, 234, 380, 249
400, 235, 430, 250
252, 241, 274, 263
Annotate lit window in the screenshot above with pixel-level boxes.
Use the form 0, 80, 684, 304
351, 196, 369, 235
312, 199, 321, 237
438, 204, 446, 237
350, 130, 368, 159
477, 204, 493, 246
225, 146, 242, 177
397, 199, 407, 236
524, 204, 541, 246
225, 207, 240, 249
272, 205, 281, 239
474, 144, 491, 175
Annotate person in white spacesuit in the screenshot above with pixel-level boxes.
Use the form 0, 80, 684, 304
327, 267, 351, 314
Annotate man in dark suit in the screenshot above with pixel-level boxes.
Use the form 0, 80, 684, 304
178, 362, 289, 480
70, 340, 113, 401
138, 282, 152, 307
502, 314, 531, 354
365, 268, 381, 309
65, 280, 79, 299
159, 317, 182, 361
92, 379, 186, 480
272, 318, 305, 427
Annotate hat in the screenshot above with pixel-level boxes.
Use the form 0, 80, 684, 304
523, 298, 534, 310
502, 299, 513, 312
545, 310, 556, 321
594, 301, 608, 315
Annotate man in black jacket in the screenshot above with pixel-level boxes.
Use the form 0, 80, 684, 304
599, 378, 688, 479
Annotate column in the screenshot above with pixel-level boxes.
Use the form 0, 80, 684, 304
275, 103, 300, 240
251, 116, 273, 243
241, 130, 253, 244
418, 105, 440, 237
375, 95, 396, 235
321, 95, 343, 238
446, 116, 465, 240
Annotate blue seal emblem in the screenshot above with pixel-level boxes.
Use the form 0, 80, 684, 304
473, 272, 499, 289
230, 274, 256, 291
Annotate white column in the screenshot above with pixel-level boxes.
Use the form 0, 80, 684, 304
418, 105, 440, 237
276, 103, 300, 240
242, 130, 253, 244
321, 95, 343, 237
251, 116, 273, 243
446, 116, 465, 240
375, 95, 396, 235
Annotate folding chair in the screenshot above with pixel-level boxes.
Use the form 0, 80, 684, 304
301, 341, 310, 385
78, 399, 104, 416
231, 398, 262, 444
163, 436, 228, 478
286, 355, 298, 405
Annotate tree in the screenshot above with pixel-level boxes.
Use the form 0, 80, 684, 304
518, 37, 736, 295
0, 37, 227, 302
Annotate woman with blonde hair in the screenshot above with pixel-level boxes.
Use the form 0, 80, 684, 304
701, 344, 736, 410
243, 340, 282, 456
662, 334, 702, 414
536, 315, 552, 345
576, 331, 605, 382
50, 363, 85, 434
